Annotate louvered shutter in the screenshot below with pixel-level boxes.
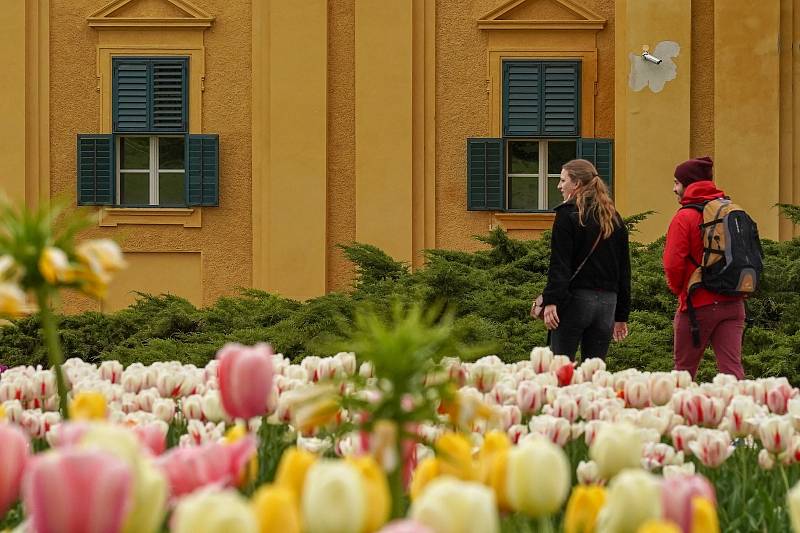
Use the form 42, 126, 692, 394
112, 60, 150, 132
112, 57, 188, 133
577, 138, 614, 194
77, 134, 114, 205
503, 62, 541, 137
186, 135, 219, 206
152, 60, 188, 132
542, 61, 580, 136
467, 138, 504, 211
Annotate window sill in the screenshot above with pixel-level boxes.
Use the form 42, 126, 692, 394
98, 207, 201, 228
492, 212, 555, 231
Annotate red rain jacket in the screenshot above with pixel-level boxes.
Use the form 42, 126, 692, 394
663, 181, 743, 313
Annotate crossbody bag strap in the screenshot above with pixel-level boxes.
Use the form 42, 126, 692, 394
569, 232, 603, 282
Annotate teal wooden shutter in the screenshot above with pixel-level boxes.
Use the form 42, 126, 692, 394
578, 138, 614, 194
77, 134, 114, 205
542, 62, 580, 136
503, 60, 580, 137
503, 62, 540, 137
186, 134, 219, 206
112, 59, 150, 132
467, 138, 504, 211
112, 57, 188, 132
152, 60, 188, 132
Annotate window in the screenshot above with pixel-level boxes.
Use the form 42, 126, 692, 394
467, 59, 613, 212
77, 57, 219, 208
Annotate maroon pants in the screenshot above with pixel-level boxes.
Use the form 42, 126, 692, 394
673, 300, 745, 379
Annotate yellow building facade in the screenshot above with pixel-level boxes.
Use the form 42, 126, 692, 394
1, 0, 798, 311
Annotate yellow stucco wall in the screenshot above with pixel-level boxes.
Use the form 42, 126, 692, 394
2, 0, 799, 310
47, 0, 252, 312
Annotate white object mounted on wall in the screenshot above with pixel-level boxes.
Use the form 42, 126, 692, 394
629, 41, 680, 93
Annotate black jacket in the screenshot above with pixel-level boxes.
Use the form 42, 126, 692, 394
541, 200, 631, 322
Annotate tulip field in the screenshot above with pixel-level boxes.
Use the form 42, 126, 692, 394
3, 345, 800, 533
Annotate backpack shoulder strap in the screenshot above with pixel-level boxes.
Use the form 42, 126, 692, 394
680, 202, 706, 213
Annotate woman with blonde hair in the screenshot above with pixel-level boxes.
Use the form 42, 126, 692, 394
538, 159, 631, 360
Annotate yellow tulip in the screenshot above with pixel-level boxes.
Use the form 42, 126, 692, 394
563, 485, 606, 533
69, 391, 107, 420
590, 422, 643, 480
636, 520, 681, 533
224, 423, 258, 487
691, 497, 720, 533
435, 432, 477, 481
39, 247, 75, 284
251, 484, 302, 533
0, 283, 27, 317
596, 470, 661, 533
0, 404, 5, 421
275, 447, 317, 503
347, 456, 390, 532
410, 457, 440, 501
478, 431, 511, 484
486, 447, 511, 510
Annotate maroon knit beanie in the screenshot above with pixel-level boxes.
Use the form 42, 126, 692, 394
674, 156, 714, 187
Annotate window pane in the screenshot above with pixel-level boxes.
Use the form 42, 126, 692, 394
547, 141, 578, 175
509, 176, 539, 210
159, 137, 185, 170
120, 172, 149, 205
548, 176, 562, 209
508, 141, 539, 174
159, 172, 185, 206
119, 137, 150, 170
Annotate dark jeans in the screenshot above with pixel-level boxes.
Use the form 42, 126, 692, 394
550, 289, 617, 360
674, 300, 745, 379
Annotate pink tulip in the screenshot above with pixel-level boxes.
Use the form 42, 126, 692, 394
46, 422, 91, 448
661, 474, 717, 533
0, 424, 30, 518
216, 343, 274, 419
157, 436, 256, 498
23, 449, 133, 533
132, 422, 168, 456
378, 520, 435, 533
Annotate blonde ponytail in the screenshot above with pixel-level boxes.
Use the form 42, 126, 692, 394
562, 159, 618, 238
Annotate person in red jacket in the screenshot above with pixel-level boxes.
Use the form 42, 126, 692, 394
663, 156, 745, 379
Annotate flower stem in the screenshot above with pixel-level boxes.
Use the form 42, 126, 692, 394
36, 288, 69, 419
389, 439, 406, 519
536, 515, 555, 533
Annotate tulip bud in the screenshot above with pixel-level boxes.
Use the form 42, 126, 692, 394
216, 343, 274, 420
758, 449, 776, 470
100, 360, 124, 385
25, 449, 133, 532
661, 474, 716, 533
576, 460, 601, 485
275, 447, 318, 503
435, 432, 478, 481
530, 347, 554, 374
650, 375, 675, 407
347, 456, 391, 533
596, 469, 662, 533
624, 377, 651, 409
506, 437, 570, 517
687, 429, 734, 468
758, 416, 795, 455
563, 485, 606, 533
251, 485, 302, 533
69, 391, 108, 420
516, 381, 543, 415
172, 489, 258, 533
410, 478, 499, 533
301, 460, 367, 533
0, 423, 30, 518
787, 479, 800, 533
589, 422, 642, 480
152, 398, 176, 423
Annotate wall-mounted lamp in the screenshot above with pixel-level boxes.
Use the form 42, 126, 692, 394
641, 45, 663, 65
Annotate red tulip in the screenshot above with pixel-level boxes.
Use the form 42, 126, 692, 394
23, 449, 133, 533
555, 363, 574, 387
216, 343, 274, 419
0, 423, 30, 518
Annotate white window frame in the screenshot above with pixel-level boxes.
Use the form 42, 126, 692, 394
116, 135, 186, 206
506, 139, 576, 211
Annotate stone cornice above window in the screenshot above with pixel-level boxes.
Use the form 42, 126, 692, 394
478, 0, 606, 31
87, 0, 214, 29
